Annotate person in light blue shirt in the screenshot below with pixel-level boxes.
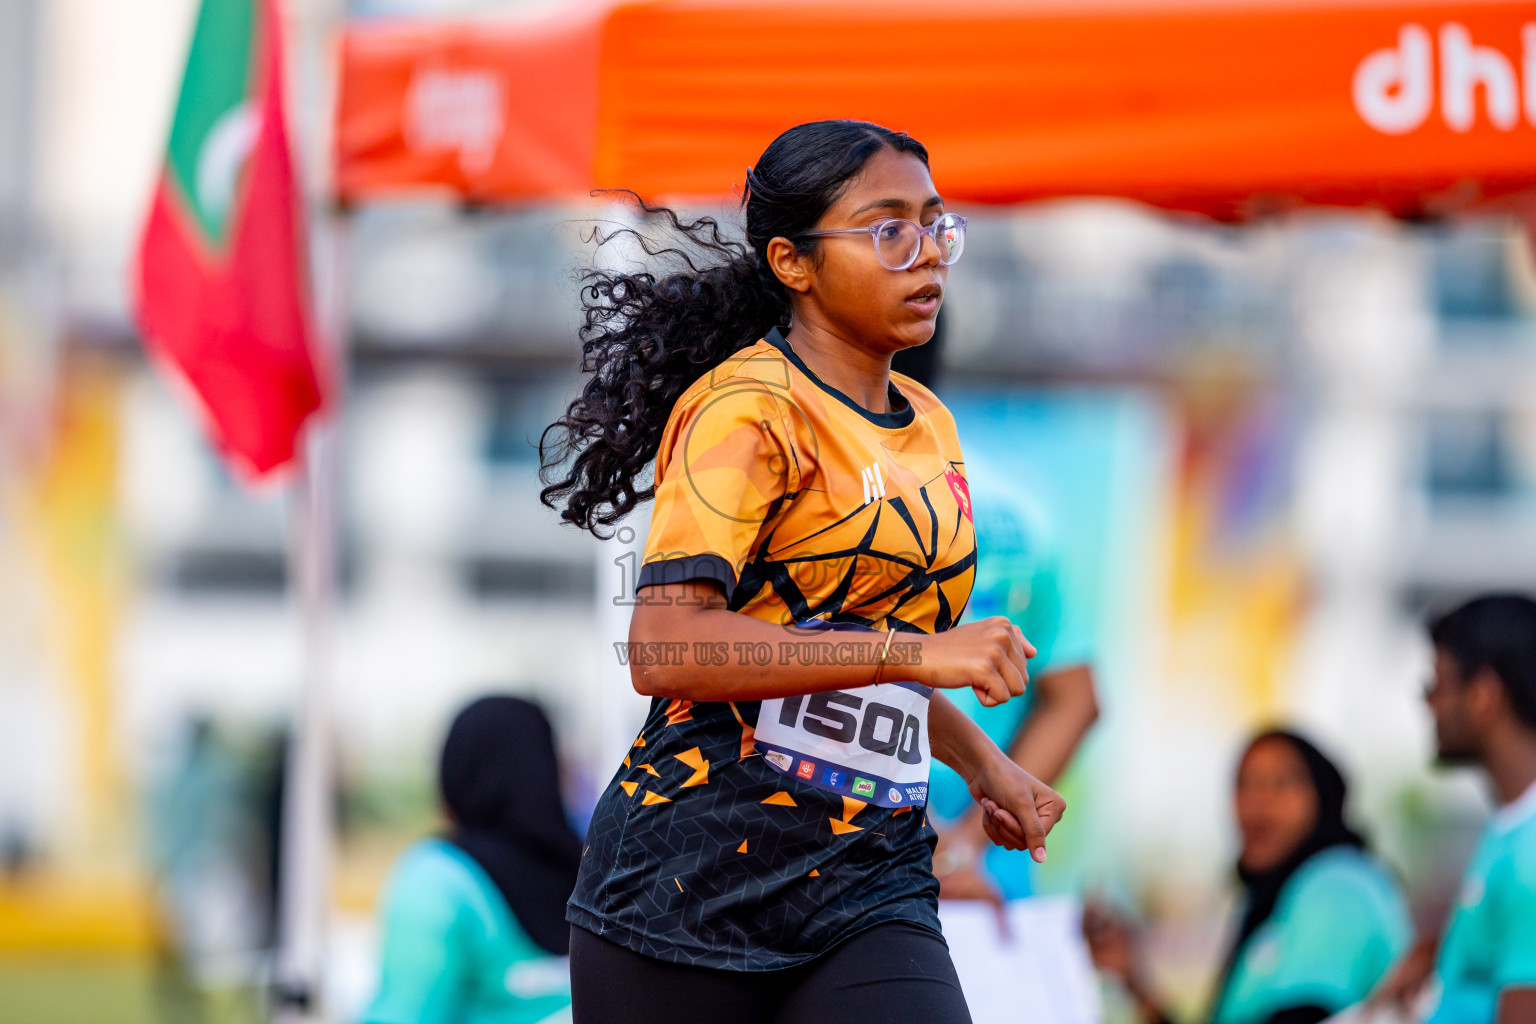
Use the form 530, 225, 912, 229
366, 697, 580, 1024
1086, 730, 1411, 1024
1384, 595, 1536, 1024
925, 466, 1098, 899
891, 328, 1099, 901
1208, 732, 1411, 1024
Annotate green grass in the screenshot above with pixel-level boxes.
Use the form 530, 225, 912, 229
0, 957, 261, 1024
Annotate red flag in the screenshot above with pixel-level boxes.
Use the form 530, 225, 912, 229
134, 0, 324, 480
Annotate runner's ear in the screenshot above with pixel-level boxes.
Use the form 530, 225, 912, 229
764, 236, 813, 295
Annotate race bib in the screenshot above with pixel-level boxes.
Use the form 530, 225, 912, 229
755, 624, 931, 809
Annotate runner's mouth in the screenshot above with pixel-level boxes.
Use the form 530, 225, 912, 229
904, 283, 943, 314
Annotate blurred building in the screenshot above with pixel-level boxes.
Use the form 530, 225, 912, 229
2, 1, 1535, 1021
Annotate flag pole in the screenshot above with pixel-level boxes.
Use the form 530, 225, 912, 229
274, 0, 348, 1018
275, 390, 340, 1024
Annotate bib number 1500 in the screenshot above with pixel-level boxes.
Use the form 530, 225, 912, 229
777, 692, 923, 765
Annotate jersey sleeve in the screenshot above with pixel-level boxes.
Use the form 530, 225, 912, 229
1012, 552, 1068, 670
1016, 530, 1094, 672
638, 381, 799, 595
1491, 840, 1536, 988
364, 850, 468, 1024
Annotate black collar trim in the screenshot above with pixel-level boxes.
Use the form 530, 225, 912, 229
765, 327, 915, 429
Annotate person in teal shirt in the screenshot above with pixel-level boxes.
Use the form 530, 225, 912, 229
925, 463, 1099, 899
1086, 729, 1411, 1024
1377, 595, 1536, 1024
366, 697, 580, 1024
891, 329, 1099, 901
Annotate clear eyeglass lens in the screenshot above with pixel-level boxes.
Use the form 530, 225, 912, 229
875, 220, 923, 270
935, 214, 965, 265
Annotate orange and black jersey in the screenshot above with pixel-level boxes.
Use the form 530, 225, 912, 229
567, 328, 977, 970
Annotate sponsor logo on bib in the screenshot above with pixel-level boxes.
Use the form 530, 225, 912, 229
821, 768, 846, 789
853, 777, 876, 798
796, 760, 816, 779
764, 750, 793, 772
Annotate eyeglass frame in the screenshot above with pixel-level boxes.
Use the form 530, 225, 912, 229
795, 213, 968, 271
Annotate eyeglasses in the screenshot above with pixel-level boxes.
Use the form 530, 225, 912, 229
798, 213, 967, 271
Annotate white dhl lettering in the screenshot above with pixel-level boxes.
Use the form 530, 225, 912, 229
1353, 23, 1536, 135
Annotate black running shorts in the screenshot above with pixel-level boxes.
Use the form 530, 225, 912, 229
569, 920, 972, 1024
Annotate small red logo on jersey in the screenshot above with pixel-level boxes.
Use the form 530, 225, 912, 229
796, 760, 816, 779
945, 471, 972, 522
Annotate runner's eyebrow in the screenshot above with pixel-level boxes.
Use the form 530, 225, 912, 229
850, 195, 944, 216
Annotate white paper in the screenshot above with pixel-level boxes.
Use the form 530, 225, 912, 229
938, 896, 1103, 1024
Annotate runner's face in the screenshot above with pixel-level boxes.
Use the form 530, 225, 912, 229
1234, 738, 1317, 874
800, 149, 948, 353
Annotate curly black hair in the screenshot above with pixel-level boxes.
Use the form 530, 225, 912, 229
539, 120, 929, 536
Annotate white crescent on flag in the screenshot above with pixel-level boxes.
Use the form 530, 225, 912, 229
195, 101, 261, 224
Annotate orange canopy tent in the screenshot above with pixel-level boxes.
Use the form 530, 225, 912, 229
334, 0, 1536, 220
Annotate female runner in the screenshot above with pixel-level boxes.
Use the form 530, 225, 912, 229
540, 119, 1066, 1024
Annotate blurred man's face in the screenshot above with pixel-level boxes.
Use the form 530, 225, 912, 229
1427, 647, 1481, 764
1235, 738, 1317, 873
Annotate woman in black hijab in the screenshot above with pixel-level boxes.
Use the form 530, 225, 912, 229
1085, 729, 1411, 1024
441, 696, 584, 956
367, 696, 583, 1024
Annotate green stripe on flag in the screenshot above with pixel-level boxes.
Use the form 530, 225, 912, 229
165, 0, 257, 248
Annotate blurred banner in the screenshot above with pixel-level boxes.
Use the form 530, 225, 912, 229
335, 0, 1536, 217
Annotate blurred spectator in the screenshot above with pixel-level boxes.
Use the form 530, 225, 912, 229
1376, 596, 1536, 1024
927, 466, 1098, 901
365, 696, 580, 1024
147, 716, 272, 1021
1085, 729, 1410, 1024
894, 314, 1100, 901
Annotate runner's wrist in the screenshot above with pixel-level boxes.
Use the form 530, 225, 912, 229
970, 745, 1018, 789
905, 633, 937, 686
934, 710, 1000, 787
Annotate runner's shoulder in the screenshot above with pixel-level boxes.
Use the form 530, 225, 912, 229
673, 338, 796, 405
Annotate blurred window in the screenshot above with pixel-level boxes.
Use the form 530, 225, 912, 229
170, 549, 288, 595
463, 556, 592, 601
484, 372, 570, 466
1431, 225, 1524, 323
1424, 409, 1516, 499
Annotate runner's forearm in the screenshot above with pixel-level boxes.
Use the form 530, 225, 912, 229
627, 583, 927, 701
929, 692, 1006, 785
